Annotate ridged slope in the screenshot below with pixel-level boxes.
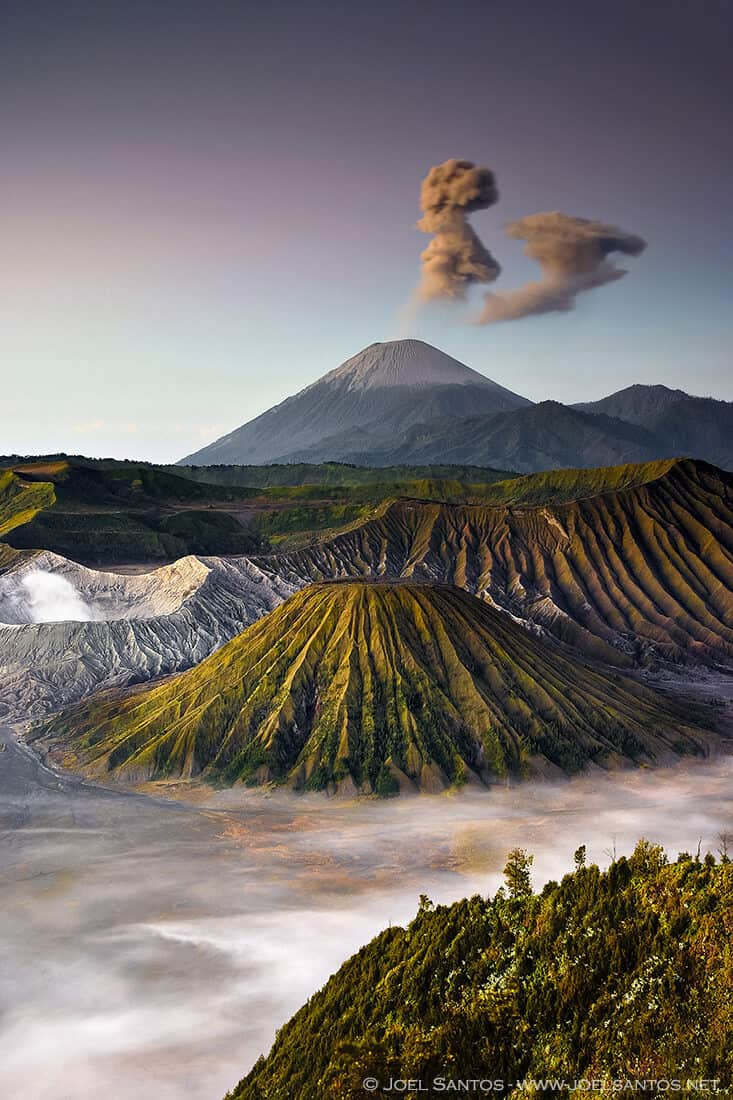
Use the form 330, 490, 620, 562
272, 459, 733, 665
40, 582, 710, 792
347, 400, 663, 472
0, 555, 294, 721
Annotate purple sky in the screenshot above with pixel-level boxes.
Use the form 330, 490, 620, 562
2, 0, 731, 461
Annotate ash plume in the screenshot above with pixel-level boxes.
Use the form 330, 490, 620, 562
416, 159, 501, 302
478, 212, 646, 323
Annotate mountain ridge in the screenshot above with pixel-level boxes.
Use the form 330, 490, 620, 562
180, 341, 732, 471
267, 457, 733, 665
324, 400, 664, 472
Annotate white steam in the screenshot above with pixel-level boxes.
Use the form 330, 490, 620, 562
21, 571, 98, 623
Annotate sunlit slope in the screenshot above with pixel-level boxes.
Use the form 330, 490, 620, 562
0, 470, 55, 537
40, 582, 710, 791
273, 459, 733, 664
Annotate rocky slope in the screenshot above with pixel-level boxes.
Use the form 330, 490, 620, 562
36, 582, 711, 791
2, 458, 731, 724
0, 552, 294, 722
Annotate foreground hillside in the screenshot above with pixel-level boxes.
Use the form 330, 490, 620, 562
38, 582, 711, 791
273, 458, 733, 665
229, 845, 733, 1099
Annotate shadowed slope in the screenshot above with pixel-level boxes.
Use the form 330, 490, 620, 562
39, 582, 711, 792
576, 384, 733, 470
271, 459, 733, 665
336, 400, 663, 472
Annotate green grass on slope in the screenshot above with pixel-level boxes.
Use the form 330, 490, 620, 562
9, 459, 257, 506
5, 508, 264, 561
249, 501, 377, 547
173, 461, 516, 488
229, 844, 733, 1099
468, 458, 679, 507
2, 459, 264, 561
0, 469, 55, 536
38, 582, 711, 792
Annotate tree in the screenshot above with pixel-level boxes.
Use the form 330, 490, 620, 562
629, 838, 667, 874
573, 844, 586, 869
503, 847, 534, 900
418, 894, 434, 914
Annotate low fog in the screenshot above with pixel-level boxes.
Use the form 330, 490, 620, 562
2, 725, 732, 1100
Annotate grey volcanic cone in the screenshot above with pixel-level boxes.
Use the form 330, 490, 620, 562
179, 339, 531, 466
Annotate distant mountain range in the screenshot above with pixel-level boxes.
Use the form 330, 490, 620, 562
181, 339, 732, 472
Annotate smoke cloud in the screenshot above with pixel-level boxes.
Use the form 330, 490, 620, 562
478, 212, 646, 323
416, 159, 501, 302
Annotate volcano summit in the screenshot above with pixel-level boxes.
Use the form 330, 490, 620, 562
180, 339, 530, 466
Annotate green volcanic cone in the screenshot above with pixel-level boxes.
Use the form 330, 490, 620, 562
39, 581, 712, 792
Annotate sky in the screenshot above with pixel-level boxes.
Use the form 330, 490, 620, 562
1, 0, 731, 463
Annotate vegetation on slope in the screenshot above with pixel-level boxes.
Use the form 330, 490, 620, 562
39, 582, 711, 791
0, 455, 516, 560
272, 459, 733, 666
7, 458, 254, 504
470, 459, 679, 507
1, 459, 263, 561
229, 843, 733, 1099
0, 469, 55, 537
173, 461, 514, 489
